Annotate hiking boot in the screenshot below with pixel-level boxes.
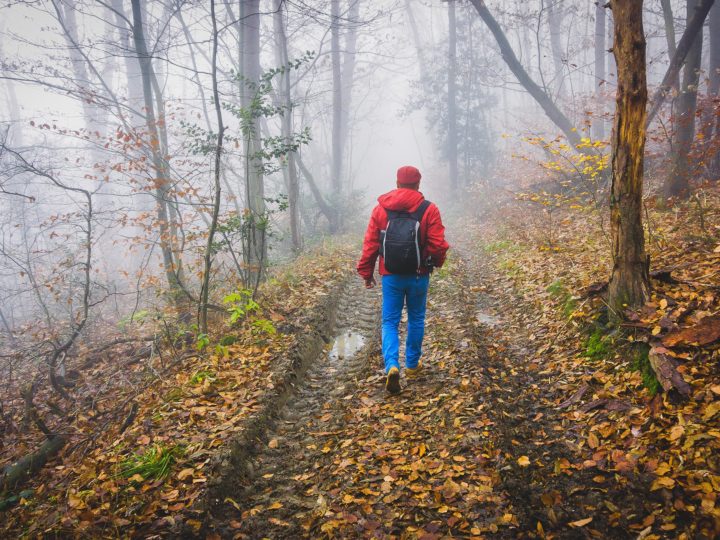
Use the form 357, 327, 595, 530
385, 367, 401, 394
405, 361, 422, 379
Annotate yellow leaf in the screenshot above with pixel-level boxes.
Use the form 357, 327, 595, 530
703, 402, 720, 421
177, 468, 194, 481
518, 456, 531, 467
651, 326, 662, 336
659, 298, 668, 310
569, 517, 593, 527
587, 432, 599, 449
268, 501, 283, 510
268, 438, 278, 449
669, 425, 684, 442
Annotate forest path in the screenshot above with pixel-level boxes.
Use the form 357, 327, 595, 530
207, 256, 510, 538
207, 247, 652, 538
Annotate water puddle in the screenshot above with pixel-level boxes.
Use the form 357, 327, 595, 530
329, 331, 365, 360
476, 311, 502, 327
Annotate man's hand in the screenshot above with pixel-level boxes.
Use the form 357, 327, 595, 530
364, 277, 377, 289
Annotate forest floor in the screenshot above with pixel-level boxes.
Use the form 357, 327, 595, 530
2, 186, 720, 539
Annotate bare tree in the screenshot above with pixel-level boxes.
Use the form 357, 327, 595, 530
199, 0, 225, 334
593, 2, 606, 141
666, 0, 705, 197
448, 0, 459, 190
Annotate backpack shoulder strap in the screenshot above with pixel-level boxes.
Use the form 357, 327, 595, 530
411, 200, 431, 222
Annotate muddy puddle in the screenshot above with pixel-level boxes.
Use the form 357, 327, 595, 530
328, 331, 366, 360
476, 311, 501, 326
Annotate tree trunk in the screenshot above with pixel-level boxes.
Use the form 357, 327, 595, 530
660, 0, 678, 59
273, 0, 302, 252
593, 2, 606, 141
546, 0, 565, 98
607, 0, 650, 317
110, 0, 145, 127
130, 0, 183, 302
340, 0, 361, 192
666, 0, 704, 197
199, 0, 225, 334
706, 2, 720, 176
646, 0, 714, 125
331, 0, 343, 202
448, 0, 459, 190
469, 0, 586, 151
239, 0, 267, 288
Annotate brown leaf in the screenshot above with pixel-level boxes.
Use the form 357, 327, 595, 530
662, 314, 720, 347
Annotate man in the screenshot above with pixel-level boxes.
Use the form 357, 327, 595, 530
357, 165, 449, 394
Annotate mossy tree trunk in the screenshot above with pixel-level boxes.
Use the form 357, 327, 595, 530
607, 0, 650, 318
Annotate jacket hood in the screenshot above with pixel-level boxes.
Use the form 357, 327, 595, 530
377, 188, 425, 212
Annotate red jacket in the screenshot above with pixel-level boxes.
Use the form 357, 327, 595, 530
357, 188, 449, 281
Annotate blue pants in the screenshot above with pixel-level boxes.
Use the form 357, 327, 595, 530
381, 274, 430, 373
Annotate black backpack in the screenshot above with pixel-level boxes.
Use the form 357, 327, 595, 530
379, 200, 431, 274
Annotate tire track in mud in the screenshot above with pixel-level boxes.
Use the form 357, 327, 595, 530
208, 281, 382, 538
462, 246, 652, 539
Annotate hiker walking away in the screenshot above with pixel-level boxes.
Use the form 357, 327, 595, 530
357, 165, 449, 394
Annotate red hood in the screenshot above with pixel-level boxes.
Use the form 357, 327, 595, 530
377, 188, 425, 212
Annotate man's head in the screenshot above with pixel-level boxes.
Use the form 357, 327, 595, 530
396, 165, 421, 190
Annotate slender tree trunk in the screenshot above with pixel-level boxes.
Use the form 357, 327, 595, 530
546, 0, 565, 97
666, 0, 704, 197
199, 0, 225, 334
130, 0, 182, 301
239, 0, 267, 286
331, 0, 343, 202
273, 0, 302, 252
110, 0, 145, 127
607, 0, 650, 317
660, 0, 678, 59
593, 2, 606, 141
340, 0, 360, 188
448, 0, 459, 190
706, 2, 720, 176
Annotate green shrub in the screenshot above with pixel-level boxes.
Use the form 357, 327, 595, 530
119, 444, 182, 481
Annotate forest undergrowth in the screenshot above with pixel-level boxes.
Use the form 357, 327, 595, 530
0, 241, 356, 537
460, 180, 720, 538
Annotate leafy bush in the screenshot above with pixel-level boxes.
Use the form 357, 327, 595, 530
223, 289, 259, 324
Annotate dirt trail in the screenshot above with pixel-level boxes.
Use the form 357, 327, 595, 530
208, 260, 511, 538
207, 247, 653, 539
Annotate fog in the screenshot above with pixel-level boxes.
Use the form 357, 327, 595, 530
0, 0, 716, 384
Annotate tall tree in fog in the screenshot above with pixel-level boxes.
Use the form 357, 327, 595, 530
329, 0, 361, 213
666, 0, 704, 197
199, 0, 225, 334
706, 2, 720, 177
447, 0, 459, 191
273, 0, 302, 252
239, 0, 267, 284
470, 0, 586, 151
546, 0, 566, 97
130, 0, 186, 303
607, 0, 650, 316
331, 0, 343, 199
593, 2, 606, 141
